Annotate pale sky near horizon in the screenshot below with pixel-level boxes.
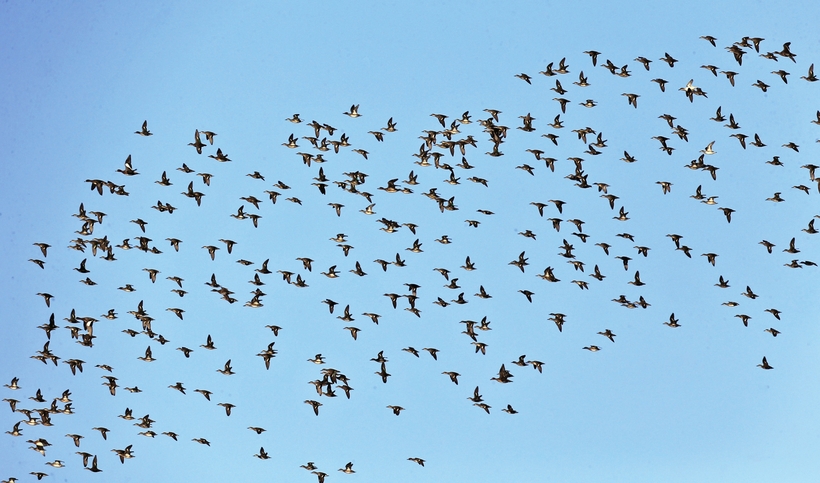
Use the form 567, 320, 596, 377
2, 2, 820, 482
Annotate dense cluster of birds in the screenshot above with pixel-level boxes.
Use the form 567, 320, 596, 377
4, 35, 818, 481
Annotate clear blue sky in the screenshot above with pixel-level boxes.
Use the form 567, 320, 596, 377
2, 2, 820, 481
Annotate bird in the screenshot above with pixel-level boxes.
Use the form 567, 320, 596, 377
758, 357, 773, 370
200, 334, 216, 350
85, 455, 102, 472
651, 78, 668, 91
660, 52, 678, 67
387, 405, 404, 416
474, 402, 492, 413
169, 382, 186, 394
664, 314, 681, 328
501, 404, 518, 414
515, 73, 532, 84
423, 347, 440, 360
719, 207, 735, 223
752, 79, 770, 92
491, 364, 513, 383
702, 253, 718, 266
200, 130, 217, 144
375, 363, 391, 383
4, 377, 20, 390
742, 286, 759, 299
598, 329, 616, 342
342, 104, 361, 118
623, 92, 640, 108
112, 445, 134, 463
74, 258, 90, 273
209, 148, 231, 162
305, 400, 322, 415
442, 371, 460, 385
137, 346, 155, 362
135, 120, 152, 136
509, 251, 529, 272
759, 240, 775, 253
518, 290, 534, 303
461, 256, 476, 271
403, 347, 420, 357
188, 130, 206, 154
216, 359, 235, 375
202, 245, 219, 260
218, 402, 235, 416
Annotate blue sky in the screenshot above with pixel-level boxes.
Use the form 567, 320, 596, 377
2, 1, 820, 482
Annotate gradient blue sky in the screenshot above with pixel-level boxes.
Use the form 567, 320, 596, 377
2, 2, 820, 482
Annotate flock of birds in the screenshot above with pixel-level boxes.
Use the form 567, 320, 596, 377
4, 35, 819, 481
